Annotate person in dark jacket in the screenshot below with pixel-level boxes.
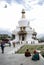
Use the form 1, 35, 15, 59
25, 49, 31, 57
1, 41, 5, 54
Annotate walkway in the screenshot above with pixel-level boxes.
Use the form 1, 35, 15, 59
0, 43, 25, 54
0, 43, 44, 65
0, 54, 44, 65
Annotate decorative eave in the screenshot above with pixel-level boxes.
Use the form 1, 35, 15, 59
18, 31, 27, 35
32, 32, 37, 35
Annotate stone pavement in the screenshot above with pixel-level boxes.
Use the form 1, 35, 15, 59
0, 54, 44, 65
6, 43, 25, 54
0, 43, 44, 65
0, 43, 24, 54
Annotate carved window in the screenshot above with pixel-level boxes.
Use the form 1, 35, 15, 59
20, 27, 25, 31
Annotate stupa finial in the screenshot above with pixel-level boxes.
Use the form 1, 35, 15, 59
22, 9, 25, 13
21, 9, 25, 18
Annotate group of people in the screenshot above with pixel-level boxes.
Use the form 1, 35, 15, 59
0, 41, 40, 61
25, 49, 40, 61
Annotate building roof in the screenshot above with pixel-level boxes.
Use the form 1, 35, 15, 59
18, 31, 27, 35
32, 32, 37, 35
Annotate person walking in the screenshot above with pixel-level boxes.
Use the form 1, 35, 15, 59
1, 41, 5, 54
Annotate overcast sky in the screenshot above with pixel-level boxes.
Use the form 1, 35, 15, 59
0, 0, 44, 34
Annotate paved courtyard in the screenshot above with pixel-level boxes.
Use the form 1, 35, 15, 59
0, 53, 44, 65
0, 43, 44, 65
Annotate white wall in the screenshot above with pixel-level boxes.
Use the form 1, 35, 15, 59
15, 34, 19, 41
18, 19, 29, 27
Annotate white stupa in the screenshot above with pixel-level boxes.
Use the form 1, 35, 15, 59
12, 9, 38, 44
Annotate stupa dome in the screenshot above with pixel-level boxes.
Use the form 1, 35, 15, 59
18, 18, 29, 27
